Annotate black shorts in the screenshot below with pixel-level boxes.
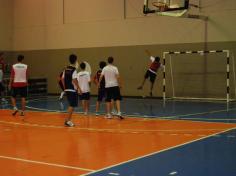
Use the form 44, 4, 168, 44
97, 88, 106, 102
66, 91, 78, 107
144, 70, 157, 83
0, 83, 5, 92
11, 86, 28, 98
79, 92, 90, 100
105, 86, 122, 102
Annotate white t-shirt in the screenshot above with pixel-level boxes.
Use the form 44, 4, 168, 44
0, 69, 3, 82
77, 71, 90, 93
101, 64, 119, 88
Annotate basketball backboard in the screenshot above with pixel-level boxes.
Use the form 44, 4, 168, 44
143, 0, 189, 16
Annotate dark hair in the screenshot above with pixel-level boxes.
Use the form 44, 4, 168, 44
69, 54, 77, 64
108, 56, 114, 64
17, 55, 24, 62
99, 61, 106, 69
80, 62, 86, 70
155, 56, 160, 62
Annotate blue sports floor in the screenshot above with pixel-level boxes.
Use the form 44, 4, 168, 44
1, 96, 236, 176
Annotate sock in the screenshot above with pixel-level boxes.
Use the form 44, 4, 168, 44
60, 91, 65, 99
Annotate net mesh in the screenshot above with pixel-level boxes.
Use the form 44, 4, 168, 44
165, 52, 233, 100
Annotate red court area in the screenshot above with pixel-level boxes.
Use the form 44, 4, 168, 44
0, 109, 236, 176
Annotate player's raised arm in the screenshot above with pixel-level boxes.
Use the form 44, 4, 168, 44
145, 49, 151, 57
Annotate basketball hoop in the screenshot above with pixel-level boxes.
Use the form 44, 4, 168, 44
152, 2, 168, 12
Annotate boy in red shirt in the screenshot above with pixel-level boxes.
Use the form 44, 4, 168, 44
137, 50, 163, 97
9, 55, 28, 116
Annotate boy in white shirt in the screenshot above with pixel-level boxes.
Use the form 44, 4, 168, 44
77, 62, 91, 115
99, 56, 123, 119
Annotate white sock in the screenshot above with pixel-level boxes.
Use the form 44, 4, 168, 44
60, 91, 65, 99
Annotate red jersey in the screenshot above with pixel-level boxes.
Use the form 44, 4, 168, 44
94, 70, 105, 89
11, 63, 28, 87
149, 56, 162, 74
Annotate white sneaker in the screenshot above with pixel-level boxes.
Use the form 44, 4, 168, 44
117, 112, 124, 120
1, 98, 7, 103
105, 114, 112, 119
111, 109, 117, 115
95, 112, 99, 116
64, 120, 75, 127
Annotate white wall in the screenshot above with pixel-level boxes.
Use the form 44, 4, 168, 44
12, 0, 236, 51
0, 0, 13, 50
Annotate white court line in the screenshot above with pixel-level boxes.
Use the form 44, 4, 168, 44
0, 155, 94, 172
26, 105, 66, 113
25, 105, 236, 123
0, 120, 230, 133
80, 127, 236, 176
23, 96, 236, 123
158, 108, 236, 119
180, 117, 236, 121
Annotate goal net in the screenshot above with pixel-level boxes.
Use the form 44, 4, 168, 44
163, 50, 235, 102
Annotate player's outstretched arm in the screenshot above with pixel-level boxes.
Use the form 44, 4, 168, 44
145, 49, 151, 57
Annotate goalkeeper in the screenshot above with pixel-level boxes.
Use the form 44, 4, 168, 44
137, 50, 163, 97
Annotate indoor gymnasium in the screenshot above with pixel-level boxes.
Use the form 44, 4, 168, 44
0, 0, 236, 176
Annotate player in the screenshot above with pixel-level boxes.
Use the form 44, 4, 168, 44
0, 52, 5, 73
9, 55, 28, 116
77, 62, 91, 115
99, 56, 123, 119
0, 67, 7, 103
137, 50, 163, 96
93, 61, 107, 115
62, 54, 81, 127
58, 70, 65, 100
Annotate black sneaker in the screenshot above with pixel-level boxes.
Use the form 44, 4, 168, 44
12, 109, 18, 116
117, 112, 124, 120
64, 120, 75, 127
20, 111, 25, 116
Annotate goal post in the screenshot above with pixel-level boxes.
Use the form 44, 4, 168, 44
162, 50, 234, 102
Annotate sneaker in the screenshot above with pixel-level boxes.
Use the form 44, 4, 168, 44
12, 109, 18, 116
64, 120, 75, 127
117, 112, 124, 120
20, 111, 25, 116
105, 114, 112, 119
137, 86, 143, 90
95, 112, 99, 116
111, 109, 117, 115
1, 98, 7, 103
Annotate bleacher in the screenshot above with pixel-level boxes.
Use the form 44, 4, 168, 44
3, 77, 47, 97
